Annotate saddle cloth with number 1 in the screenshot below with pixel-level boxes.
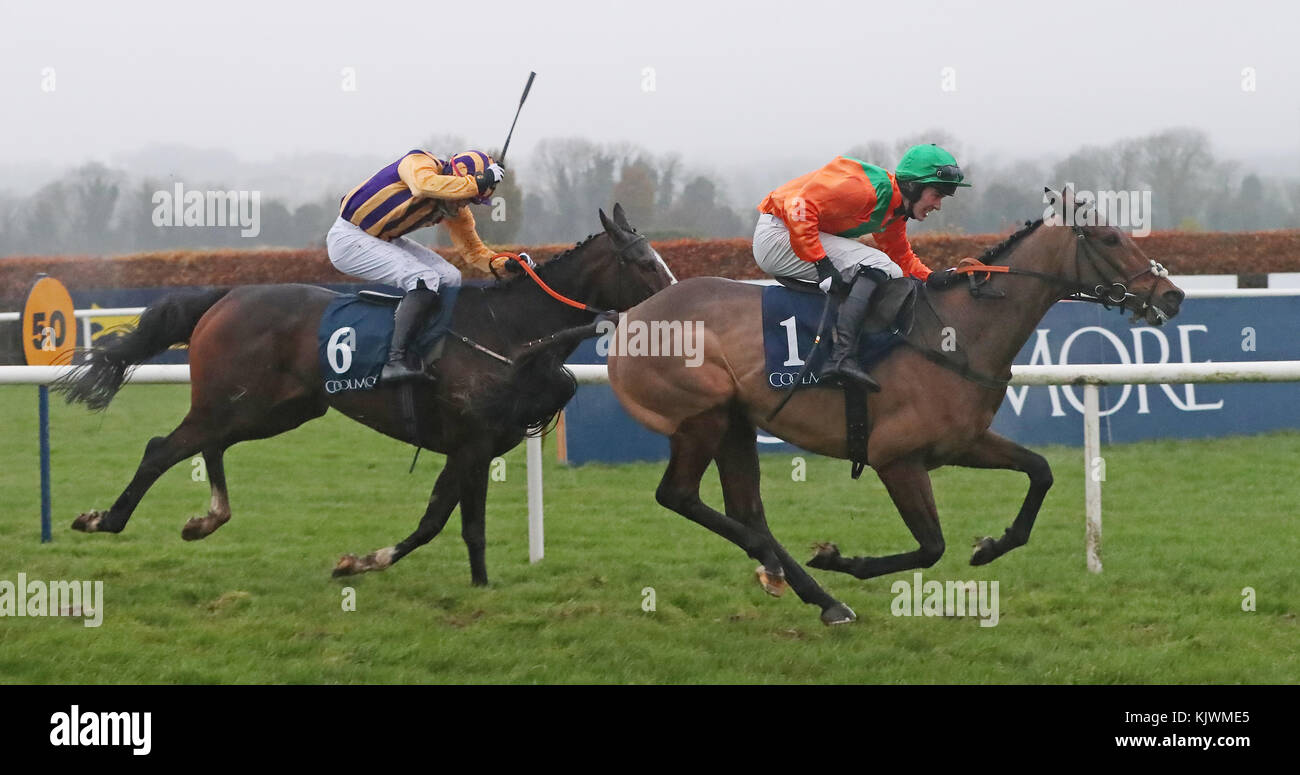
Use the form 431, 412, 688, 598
760, 284, 908, 391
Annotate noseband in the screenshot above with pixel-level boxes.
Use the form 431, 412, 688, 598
1068, 227, 1170, 321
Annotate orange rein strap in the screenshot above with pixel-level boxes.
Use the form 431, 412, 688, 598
952, 257, 1011, 282
492, 252, 607, 314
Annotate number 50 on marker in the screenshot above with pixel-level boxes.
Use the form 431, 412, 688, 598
23, 276, 77, 365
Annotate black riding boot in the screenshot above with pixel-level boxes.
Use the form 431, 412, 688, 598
381, 287, 440, 383
819, 271, 882, 391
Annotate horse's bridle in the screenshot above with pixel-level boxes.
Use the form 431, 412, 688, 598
612, 233, 650, 263
488, 232, 666, 355
1065, 226, 1171, 322
909, 226, 1173, 391
961, 226, 1171, 323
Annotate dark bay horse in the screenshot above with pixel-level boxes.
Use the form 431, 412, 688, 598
608, 189, 1185, 625
59, 205, 672, 585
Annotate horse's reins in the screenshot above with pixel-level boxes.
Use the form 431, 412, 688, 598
491, 251, 614, 315
947, 227, 1170, 319
912, 226, 1172, 390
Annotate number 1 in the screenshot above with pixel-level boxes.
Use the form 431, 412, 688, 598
779, 316, 804, 367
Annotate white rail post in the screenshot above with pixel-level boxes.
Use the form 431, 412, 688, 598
81, 317, 93, 360
1083, 384, 1103, 573
526, 434, 544, 563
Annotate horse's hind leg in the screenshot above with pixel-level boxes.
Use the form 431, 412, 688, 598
657, 409, 858, 622
808, 459, 946, 580
656, 410, 782, 570
715, 409, 854, 624
72, 412, 213, 534
180, 447, 232, 540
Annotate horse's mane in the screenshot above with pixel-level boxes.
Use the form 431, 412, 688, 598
977, 219, 1044, 265
481, 232, 604, 293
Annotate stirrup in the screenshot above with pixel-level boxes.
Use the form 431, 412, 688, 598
381, 357, 433, 383
819, 357, 880, 392
836, 364, 881, 392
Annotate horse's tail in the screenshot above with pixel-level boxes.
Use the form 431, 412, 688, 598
56, 287, 231, 411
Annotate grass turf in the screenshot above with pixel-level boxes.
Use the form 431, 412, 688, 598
0, 385, 1296, 683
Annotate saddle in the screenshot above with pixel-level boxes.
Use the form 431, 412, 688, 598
763, 277, 920, 479
775, 276, 919, 334
316, 286, 460, 395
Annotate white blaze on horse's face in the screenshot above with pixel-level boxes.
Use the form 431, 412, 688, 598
651, 248, 678, 284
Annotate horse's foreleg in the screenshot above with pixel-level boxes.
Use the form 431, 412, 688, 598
715, 410, 853, 624
457, 453, 492, 587
332, 457, 462, 577
949, 430, 1053, 566
72, 416, 209, 534
808, 460, 946, 580
181, 447, 232, 540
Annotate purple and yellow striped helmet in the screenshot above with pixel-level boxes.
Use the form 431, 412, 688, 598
444, 150, 495, 204
444, 150, 493, 176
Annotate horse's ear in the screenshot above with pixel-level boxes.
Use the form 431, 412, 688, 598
612, 202, 633, 232
599, 207, 624, 241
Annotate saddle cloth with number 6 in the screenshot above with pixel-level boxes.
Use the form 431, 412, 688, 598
316, 287, 457, 394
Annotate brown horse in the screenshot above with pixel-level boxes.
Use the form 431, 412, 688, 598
59, 205, 672, 586
608, 189, 1185, 625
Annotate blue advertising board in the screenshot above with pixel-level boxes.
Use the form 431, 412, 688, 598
563, 295, 1300, 463
60, 285, 1300, 461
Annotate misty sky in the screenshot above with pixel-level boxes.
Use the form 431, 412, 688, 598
1, 0, 1297, 182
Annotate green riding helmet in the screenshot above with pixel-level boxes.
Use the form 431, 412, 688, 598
895, 144, 971, 188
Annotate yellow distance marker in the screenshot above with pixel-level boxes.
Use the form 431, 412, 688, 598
22, 276, 77, 366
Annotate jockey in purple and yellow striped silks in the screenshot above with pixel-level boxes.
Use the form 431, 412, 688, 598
326, 148, 528, 383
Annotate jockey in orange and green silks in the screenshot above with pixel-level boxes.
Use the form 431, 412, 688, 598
753, 143, 971, 391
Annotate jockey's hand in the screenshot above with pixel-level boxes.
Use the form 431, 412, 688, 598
489, 253, 535, 275
814, 258, 842, 294
474, 163, 505, 195
925, 268, 960, 290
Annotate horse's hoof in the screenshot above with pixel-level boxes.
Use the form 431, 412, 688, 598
181, 517, 207, 541
970, 536, 998, 566
755, 565, 787, 597
333, 547, 395, 577
807, 542, 841, 570
820, 602, 856, 626
181, 512, 228, 541
71, 511, 104, 533
332, 554, 361, 577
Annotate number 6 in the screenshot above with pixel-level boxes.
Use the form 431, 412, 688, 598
327, 327, 355, 374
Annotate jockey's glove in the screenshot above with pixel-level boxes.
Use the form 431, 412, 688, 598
925, 268, 960, 289
814, 258, 842, 294
474, 163, 505, 195
489, 252, 536, 274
